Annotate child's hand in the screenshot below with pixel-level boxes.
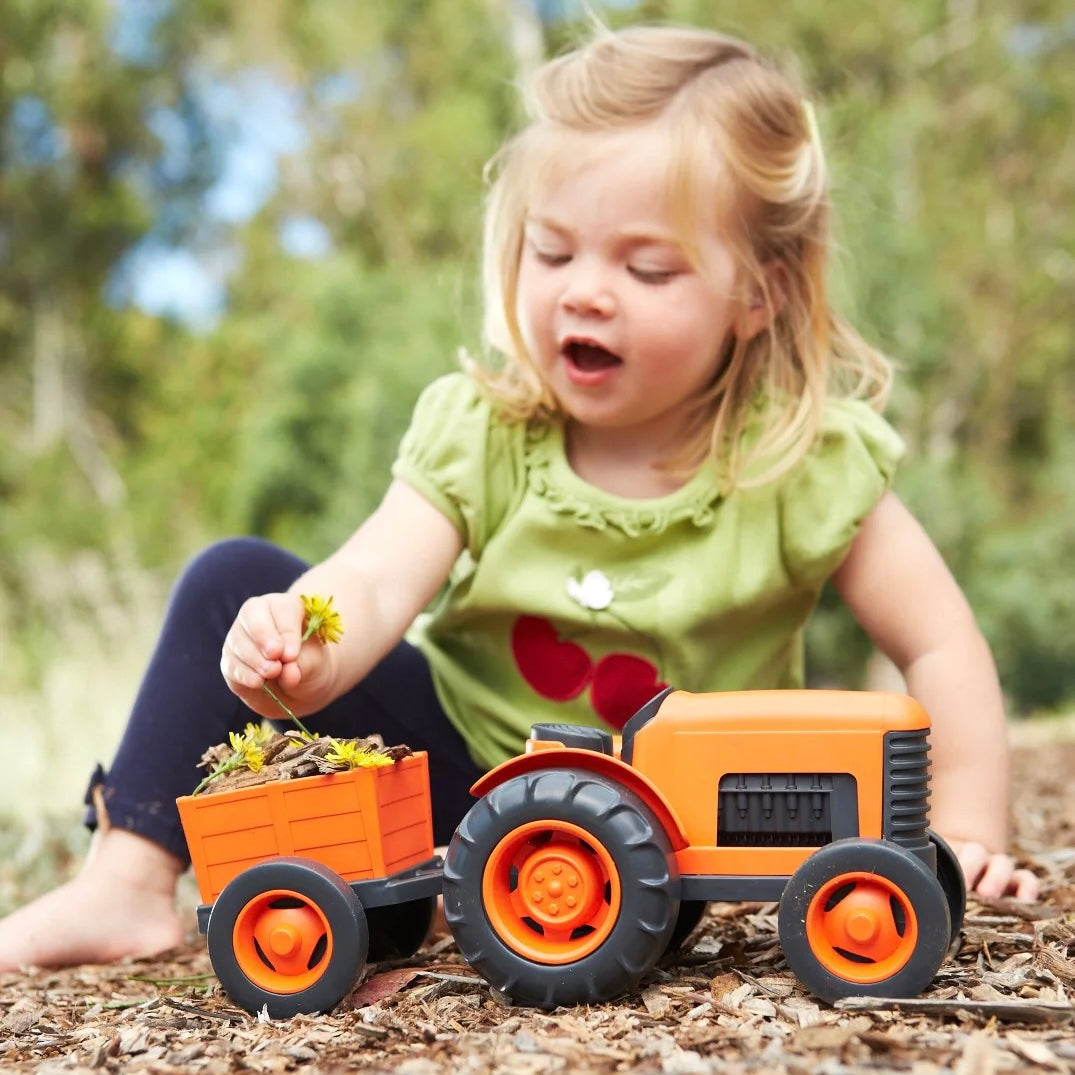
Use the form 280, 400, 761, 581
220, 593, 334, 717
952, 840, 1040, 902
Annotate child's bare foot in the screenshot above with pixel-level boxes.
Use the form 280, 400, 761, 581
0, 829, 185, 972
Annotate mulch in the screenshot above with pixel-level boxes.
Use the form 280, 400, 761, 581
192, 731, 414, 796
2, 733, 1073, 1075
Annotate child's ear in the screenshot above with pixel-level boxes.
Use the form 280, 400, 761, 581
734, 262, 788, 341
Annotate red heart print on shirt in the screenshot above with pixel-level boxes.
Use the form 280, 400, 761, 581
510, 615, 594, 701
589, 653, 668, 730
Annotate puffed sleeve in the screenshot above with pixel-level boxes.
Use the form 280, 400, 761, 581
392, 373, 525, 557
779, 399, 905, 585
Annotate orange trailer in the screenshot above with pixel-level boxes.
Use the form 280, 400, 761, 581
177, 753, 440, 1017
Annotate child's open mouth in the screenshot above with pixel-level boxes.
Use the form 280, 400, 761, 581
563, 340, 623, 376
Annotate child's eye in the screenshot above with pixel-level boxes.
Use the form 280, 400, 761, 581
629, 266, 678, 284
530, 245, 571, 267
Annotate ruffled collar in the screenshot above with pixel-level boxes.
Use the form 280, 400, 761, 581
523, 422, 724, 536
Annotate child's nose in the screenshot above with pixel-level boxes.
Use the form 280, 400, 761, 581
560, 261, 615, 317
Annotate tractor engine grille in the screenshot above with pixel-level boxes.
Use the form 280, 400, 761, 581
883, 728, 931, 853
716, 773, 858, 847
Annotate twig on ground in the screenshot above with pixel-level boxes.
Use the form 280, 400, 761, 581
835, 995, 1075, 1025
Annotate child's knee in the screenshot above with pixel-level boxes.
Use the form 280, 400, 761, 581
180, 538, 276, 590
173, 538, 302, 620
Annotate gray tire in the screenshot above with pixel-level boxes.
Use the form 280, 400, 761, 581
443, 768, 679, 1008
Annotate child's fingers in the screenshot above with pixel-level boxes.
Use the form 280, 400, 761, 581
955, 841, 989, 891
265, 592, 307, 661
219, 627, 274, 692
277, 634, 334, 694
220, 594, 302, 690
238, 593, 304, 661
276, 654, 309, 692
1009, 868, 1040, 902
955, 842, 1041, 901
221, 618, 275, 689
973, 852, 1018, 899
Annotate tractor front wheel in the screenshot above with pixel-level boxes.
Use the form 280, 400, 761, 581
928, 829, 967, 947
778, 839, 951, 1002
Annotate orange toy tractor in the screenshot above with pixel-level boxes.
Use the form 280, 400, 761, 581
178, 688, 965, 1017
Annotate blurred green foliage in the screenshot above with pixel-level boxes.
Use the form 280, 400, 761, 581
1, 0, 1072, 711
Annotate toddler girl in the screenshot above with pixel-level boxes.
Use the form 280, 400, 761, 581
0, 23, 1037, 973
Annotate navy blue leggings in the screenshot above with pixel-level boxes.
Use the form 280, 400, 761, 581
85, 538, 484, 860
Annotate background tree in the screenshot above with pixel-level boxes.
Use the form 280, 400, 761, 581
1, 0, 1072, 730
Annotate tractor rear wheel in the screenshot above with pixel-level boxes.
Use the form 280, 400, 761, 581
443, 768, 678, 1008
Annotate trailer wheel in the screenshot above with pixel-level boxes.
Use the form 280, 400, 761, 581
208, 857, 368, 1018
365, 896, 437, 962
443, 769, 678, 1009
928, 830, 966, 947
778, 839, 950, 1002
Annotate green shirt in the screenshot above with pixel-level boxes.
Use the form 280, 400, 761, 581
393, 373, 903, 770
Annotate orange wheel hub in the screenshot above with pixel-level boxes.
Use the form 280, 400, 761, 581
805, 872, 919, 984
482, 820, 620, 965
232, 889, 333, 994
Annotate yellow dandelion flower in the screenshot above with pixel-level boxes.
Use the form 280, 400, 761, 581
193, 727, 267, 794
300, 594, 344, 645
228, 730, 266, 772
325, 739, 394, 770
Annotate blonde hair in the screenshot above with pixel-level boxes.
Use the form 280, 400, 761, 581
473, 23, 892, 487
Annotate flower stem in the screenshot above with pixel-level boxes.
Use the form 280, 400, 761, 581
191, 762, 233, 797
262, 684, 315, 739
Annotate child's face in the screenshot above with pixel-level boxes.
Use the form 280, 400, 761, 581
515, 121, 752, 453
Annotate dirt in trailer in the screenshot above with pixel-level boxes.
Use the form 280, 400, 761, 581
1, 727, 1072, 1075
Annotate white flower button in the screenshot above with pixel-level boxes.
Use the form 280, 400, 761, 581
566, 570, 615, 611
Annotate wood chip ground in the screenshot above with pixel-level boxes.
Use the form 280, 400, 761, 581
2, 731, 1072, 1074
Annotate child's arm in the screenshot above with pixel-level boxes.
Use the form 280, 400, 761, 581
831, 491, 1039, 901
222, 479, 464, 718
